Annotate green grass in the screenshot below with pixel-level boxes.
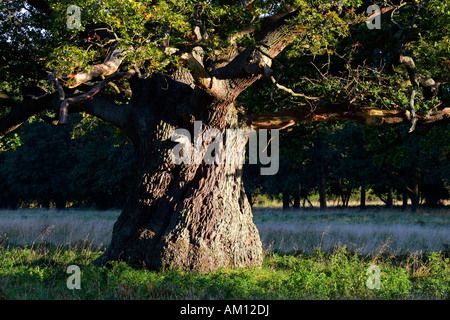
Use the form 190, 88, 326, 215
0, 207, 449, 300
0, 244, 448, 300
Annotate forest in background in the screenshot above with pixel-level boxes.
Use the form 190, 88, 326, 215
1, 115, 448, 212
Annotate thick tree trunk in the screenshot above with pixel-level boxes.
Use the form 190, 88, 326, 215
411, 187, 419, 213
101, 157, 262, 271
282, 191, 290, 211
55, 198, 66, 210
386, 186, 394, 209
410, 170, 420, 213
94, 73, 262, 272
318, 175, 327, 211
293, 184, 300, 209
360, 185, 366, 210
402, 186, 409, 211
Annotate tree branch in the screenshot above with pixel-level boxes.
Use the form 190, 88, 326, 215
214, 2, 392, 81
74, 96, 133, 132
179, 49, 213, 90
249, 103, 450, 130
58, 69, 136, 124
0, 84, 134, 137
397, 42, 442, 132
391, 0, 424, 31
213, 9, 301, 80
398, 52, 441, 100
270, 76, 319, 101
66, 47, 128, 89
0, 94, 55, 136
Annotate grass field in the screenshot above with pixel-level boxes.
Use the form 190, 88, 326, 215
254, 207, 450, 255
0, 207, 449, 300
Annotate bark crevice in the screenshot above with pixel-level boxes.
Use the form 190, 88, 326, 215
94, 73, 263, 272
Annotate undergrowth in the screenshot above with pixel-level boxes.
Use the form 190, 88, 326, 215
0, 243, 448, 300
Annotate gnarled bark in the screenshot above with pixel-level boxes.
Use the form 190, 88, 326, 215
94, 72, 262, 271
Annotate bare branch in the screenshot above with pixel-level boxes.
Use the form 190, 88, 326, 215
0, 69, 136, 136
391, 0, 425, 31
179, 51, 212, 91
398, 52, 441, 99
228, 26, 256, 46
78, 96, 133, 132
270, 76, 319, 101
213, 9, 301, 80
26, 84, 51, 100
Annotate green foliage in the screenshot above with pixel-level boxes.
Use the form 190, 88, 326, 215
1, 0, 448, 114
0, 244, 448, 299
1, 0, 449, 208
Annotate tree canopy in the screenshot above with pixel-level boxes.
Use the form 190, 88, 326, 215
1, 0, 449, 137
1, 1, 449, 210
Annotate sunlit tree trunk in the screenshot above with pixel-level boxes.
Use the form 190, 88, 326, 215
94, 73, 263, 271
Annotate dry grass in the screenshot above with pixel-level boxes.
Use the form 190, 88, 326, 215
0, 209, 119, 249
253, 207, 450, 255
0, 207, 448, 257
257, 221, 450, 254
0, 207, 448, 300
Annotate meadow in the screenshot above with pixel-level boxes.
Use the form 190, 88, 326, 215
0, 206, 449, 300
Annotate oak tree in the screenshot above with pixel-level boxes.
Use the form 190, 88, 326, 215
1, 0, 449, 271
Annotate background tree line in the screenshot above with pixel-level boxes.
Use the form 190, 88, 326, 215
0, 114, 135, 210
1, 115, 448, 211
238, 3, 450, 213
244, 121, 450, 212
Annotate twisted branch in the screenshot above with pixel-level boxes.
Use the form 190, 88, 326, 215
58, 69, 136, 124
